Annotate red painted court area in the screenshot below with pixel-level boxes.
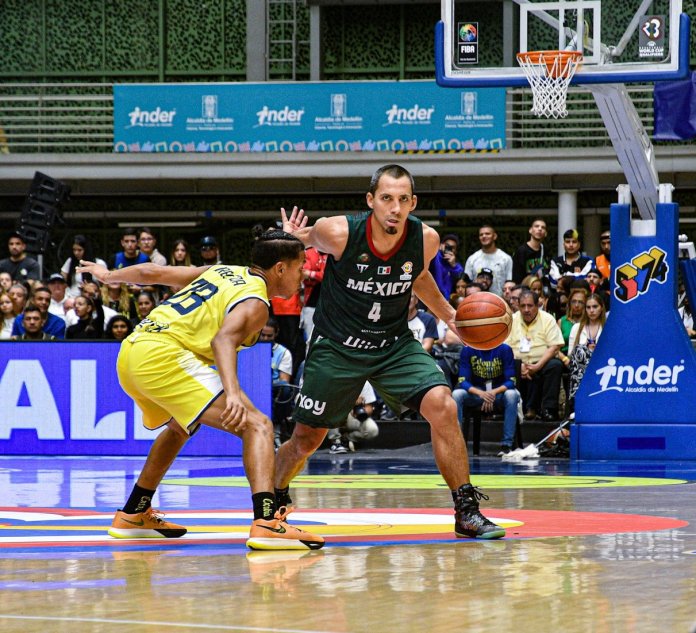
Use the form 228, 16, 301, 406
0, 506, 687, 549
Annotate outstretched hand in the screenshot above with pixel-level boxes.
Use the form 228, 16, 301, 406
76, 260, 109, 283
281, 206, 308, 234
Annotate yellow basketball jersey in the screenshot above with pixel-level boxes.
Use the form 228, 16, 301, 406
128, 265, 269, 363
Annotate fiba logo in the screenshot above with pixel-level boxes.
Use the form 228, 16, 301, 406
202, 95, 218, 119
459, 23, 477, 43
457, 21, 479, 64
331, 94, 347, 117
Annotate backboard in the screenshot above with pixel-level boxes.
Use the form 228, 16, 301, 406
436, 0, 690, 87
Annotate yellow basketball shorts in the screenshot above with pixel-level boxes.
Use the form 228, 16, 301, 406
117, 337, 223, 433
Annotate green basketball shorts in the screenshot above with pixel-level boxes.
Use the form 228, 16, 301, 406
293, 333, 449, 429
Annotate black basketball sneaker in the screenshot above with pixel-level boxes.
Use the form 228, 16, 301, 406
453, 484, 506, 539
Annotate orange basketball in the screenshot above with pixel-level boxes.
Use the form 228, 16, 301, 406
454, 292, 513, 350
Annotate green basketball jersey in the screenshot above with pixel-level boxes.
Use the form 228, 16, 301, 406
313, 212, 424, 350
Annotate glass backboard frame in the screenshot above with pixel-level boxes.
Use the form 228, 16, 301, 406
436, 0, 690, 87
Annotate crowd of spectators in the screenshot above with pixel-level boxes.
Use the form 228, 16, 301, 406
2, 216, 683, 456
0, 227, 197, 343
429, 220, 610, 449
265, 217, 622, 454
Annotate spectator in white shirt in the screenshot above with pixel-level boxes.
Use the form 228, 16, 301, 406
464, 225, 513, 297
407, 293, 438, 353
61, 235, 107, 298
0, 291, 17, 340
47, 273, 71, 318
64, 280, 118, 330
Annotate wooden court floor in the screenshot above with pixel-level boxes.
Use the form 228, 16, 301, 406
0, 451, 694, 633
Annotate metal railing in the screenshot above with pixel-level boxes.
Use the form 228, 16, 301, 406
0, 83, 113, 153
507, 85, 656, 148
0, 82, 674, 154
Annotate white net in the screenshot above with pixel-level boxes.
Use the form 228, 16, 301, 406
516, 51, 583, 119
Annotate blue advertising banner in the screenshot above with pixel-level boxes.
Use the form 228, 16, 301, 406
0, 342, 270, 456
113, 81, 506, 153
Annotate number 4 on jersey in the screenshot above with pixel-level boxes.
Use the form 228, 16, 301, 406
368, 302, 381, 322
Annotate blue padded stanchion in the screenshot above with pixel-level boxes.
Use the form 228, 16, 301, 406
573, 201, 696, 460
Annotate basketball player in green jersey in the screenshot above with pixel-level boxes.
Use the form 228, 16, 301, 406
77, 231, 324, 550
279, 164, 505, 539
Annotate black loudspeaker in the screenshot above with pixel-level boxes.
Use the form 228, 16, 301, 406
16, 224, 52, 254
29, 171, 71, 206
19, 197, 59, 230
16, 171, 71, 255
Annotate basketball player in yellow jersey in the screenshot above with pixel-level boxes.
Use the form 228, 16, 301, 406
77, 230, 324, 551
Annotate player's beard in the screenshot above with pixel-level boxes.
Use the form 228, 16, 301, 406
386, 226, 397, 235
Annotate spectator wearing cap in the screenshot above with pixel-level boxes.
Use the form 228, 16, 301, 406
586, 268, 602, 293
549, 229, 593, 293
47, 273, 71, 318
429, 233, 464, 299
12, 286, 66, 339
475, 268, 494, 292
199, 236, 222, 265
464, 224, 513, 297
0, 232, 41, 285
109, 228, 149, 270
586, 266, 610, 309
595, 230, 611, 281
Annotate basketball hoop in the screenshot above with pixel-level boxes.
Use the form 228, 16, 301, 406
516, 50, 583, 119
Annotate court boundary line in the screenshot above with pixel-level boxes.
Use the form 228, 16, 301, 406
0, 614, 334, 633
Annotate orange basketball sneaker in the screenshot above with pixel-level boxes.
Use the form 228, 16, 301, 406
247, 506, 325, 551
108, 507, 187, 539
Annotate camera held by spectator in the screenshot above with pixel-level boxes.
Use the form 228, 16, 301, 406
353, 404, 369, 422
329, 382, 379, 454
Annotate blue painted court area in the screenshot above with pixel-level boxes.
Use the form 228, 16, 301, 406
1, 453, 696, 510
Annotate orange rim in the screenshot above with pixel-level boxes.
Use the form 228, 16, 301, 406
517, 50, 583, 78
